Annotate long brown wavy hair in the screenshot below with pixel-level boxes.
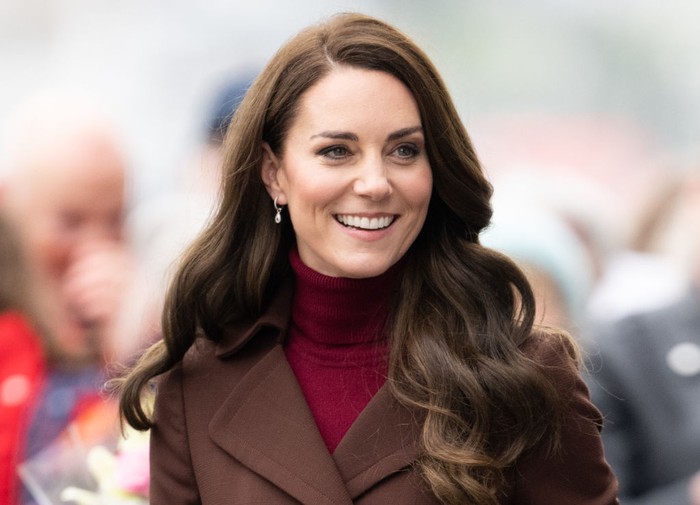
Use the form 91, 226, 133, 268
118, 13, 571, 504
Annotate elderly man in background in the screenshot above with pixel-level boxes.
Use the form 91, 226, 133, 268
0, 94, 135, 504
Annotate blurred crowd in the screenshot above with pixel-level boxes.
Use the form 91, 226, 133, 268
0, 73, 699, 504
480, 124, 700, 505
0, 77, 250, 504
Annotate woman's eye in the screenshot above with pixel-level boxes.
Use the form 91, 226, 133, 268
319, 145, 350, 159
394, 143, 419, 159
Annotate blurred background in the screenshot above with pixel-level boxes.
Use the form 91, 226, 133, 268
1, 0, 698, 197
2, 0, 700, 337
2, 2, 700, 503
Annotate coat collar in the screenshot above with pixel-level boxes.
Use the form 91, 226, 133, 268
209, 345, 353, 504
208, 280, 424, 502
214, 278, 294, 358
333, 383, 425, 498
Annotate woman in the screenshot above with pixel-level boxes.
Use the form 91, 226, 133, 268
118, 13, 618, 504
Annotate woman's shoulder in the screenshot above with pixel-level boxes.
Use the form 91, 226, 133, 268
512, 329, 619, 503
518, 327, 584, 405
152, 337, 218, 395
521, 327, 580, 370
154, 337, 228, 408
164, 325, 279, 389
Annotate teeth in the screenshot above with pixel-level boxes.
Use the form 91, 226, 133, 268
336, 215, 394, 230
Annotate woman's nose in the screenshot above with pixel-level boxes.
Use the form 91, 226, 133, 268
352, 159, 392, 201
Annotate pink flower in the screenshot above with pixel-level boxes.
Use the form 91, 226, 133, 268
114, 441, 149, 496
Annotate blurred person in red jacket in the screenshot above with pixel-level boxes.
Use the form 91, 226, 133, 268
0, 93, 134, 504
0, 213, 45, 505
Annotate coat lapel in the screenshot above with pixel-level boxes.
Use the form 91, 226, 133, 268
208, 344, 353, 505
333, 383, 425, 499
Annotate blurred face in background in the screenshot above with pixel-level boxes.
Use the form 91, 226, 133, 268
10, 129, 126, 283
3, 123, 127, 362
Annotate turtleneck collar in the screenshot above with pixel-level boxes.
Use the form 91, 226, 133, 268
288, 247, 403, 346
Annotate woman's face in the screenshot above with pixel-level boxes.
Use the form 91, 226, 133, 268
262, 66, 433, 278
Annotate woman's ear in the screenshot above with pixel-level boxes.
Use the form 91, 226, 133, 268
260, 142, 287, 205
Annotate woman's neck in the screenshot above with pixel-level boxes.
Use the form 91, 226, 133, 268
285, 248, 404, 451
288, 247, 402, 346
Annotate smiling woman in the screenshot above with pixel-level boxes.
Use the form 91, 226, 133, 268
260, 66, 432, 279
116, 12, 619, 505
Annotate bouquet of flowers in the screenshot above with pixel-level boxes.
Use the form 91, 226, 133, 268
59, 425, 149, 505
18, 398, 149, 505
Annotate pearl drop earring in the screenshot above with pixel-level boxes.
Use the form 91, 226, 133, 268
273, 196, 283, 224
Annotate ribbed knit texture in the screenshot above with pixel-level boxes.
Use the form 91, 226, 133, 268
285, 249, 401, 452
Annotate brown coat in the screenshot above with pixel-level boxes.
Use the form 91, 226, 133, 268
150, 282, 619, 504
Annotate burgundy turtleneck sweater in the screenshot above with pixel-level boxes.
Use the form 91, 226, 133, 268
284, 249, 401, 453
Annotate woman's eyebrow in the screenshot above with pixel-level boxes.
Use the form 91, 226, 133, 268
310, 126, 423, 142
310, 131, 358, 141
387, 126, 423, 142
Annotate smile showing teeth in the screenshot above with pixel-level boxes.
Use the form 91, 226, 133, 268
336, 214, 394, 230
